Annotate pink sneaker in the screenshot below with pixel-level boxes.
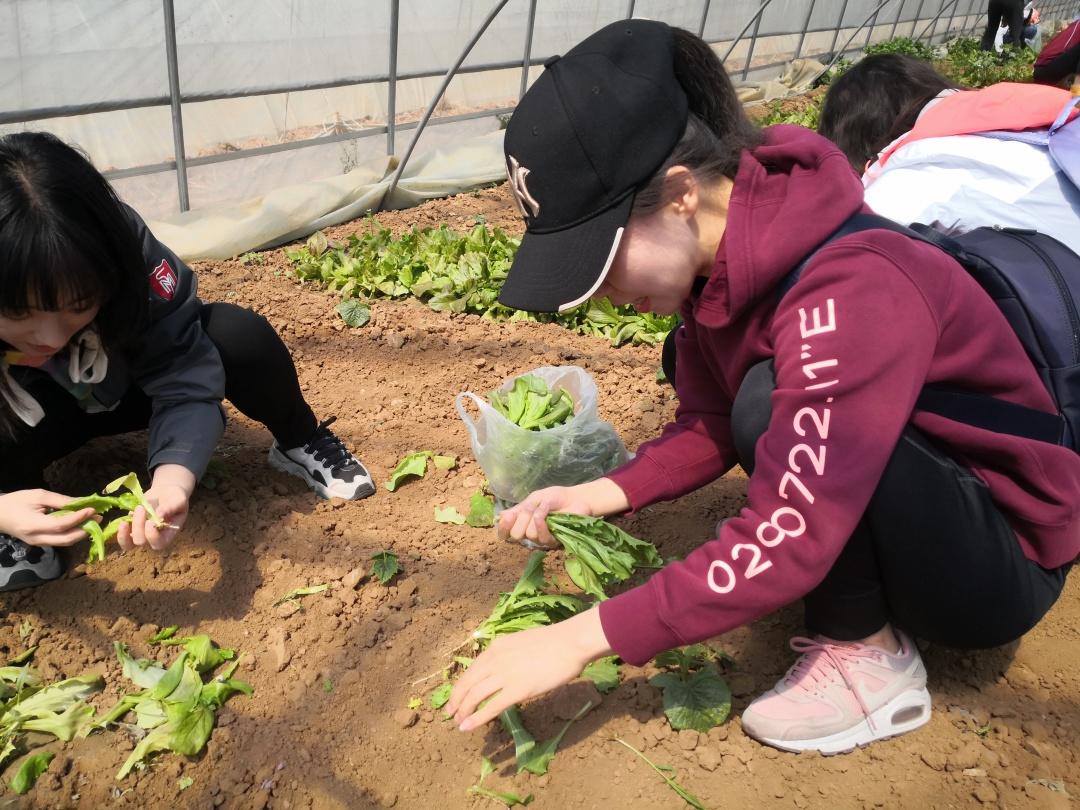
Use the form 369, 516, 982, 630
740, 631, 931, 754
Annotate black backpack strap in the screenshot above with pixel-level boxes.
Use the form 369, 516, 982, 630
779, 214, 1066, 447
778, 213, 927, 298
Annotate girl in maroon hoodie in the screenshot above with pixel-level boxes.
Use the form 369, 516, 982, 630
446, 20, 1079, 754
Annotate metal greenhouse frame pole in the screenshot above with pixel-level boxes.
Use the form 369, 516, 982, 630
383, 0, 514, 207
720, 0, 775, 65
162, 0, 189, 212
828, 0, 851, 55
626, 0, 636, 17
889, 0, 909, 39
387, 0, 400, 155
698, 0, 713, 37
518, 0, 538, 99
917, 0, 960, 41
794, 0, 819, 58
742, 4, 766, 78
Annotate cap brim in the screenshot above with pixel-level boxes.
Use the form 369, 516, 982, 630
498, 194, 633, 314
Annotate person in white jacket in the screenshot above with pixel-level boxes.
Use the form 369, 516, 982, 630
818, 54, 1080, 255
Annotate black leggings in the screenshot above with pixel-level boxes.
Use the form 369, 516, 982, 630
981, 0, 1026, 51
0, 303, 316, 491
731, 360, 1070, 649
1034, 41, 1080, 85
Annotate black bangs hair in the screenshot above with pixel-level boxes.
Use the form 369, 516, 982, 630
0, 132, 147, 339
0, 131, 148, 436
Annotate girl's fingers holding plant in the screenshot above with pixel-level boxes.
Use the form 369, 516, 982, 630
115, 519, 133, 552
130, 506, 149, 547
43, 507, 98, 533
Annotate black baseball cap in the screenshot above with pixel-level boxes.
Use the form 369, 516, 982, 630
498, 19, 689, 313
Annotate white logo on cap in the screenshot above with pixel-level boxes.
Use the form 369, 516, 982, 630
507, 155, 541, 219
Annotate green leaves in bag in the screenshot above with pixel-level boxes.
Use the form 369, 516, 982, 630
490, 375, 575, 431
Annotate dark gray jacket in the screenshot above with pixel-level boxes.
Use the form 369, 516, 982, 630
13, 207, 226, 478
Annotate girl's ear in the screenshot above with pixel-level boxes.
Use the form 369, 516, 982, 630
663, 165, 699, 218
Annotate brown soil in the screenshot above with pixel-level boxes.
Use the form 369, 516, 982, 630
4, 183, 1077, 810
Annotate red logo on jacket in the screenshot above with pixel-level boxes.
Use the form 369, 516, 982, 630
150, 259, 177, 301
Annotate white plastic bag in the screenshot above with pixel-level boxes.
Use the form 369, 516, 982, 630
455, 366, 629, 504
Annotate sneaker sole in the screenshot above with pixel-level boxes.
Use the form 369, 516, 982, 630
267, 446, 375, 501
751, 687, 932, 755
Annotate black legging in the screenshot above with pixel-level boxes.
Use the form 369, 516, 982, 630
0, 303, 316, 491
981, 0, 1026, 51
1034, 41, 1080, 85
730, 360, 1070, 649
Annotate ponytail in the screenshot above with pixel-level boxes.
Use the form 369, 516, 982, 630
633, 28, 763, 215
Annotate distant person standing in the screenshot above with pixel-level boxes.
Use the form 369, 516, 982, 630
981, 0, 1026, 51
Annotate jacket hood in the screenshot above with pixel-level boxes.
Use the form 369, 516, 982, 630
694, 124, 866, 327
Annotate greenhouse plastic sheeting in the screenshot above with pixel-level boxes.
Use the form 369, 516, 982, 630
148, 129, 507, 261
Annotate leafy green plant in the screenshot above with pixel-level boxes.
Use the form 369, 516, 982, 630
0, 664, 103, 775
272, 584, 329, 607
545, 514, 663, 601
466, 490, 495, 528
371, 551, 401, 584
53, 472, 175, 563
286, 224, 676, 348
865, 36, 935, 60
581, 656, 621, 693
937, 41, 1036, 86
812, 55, 853, 87
336, 299, 371, 327
650, 645, 731, 733
96, 641, 252, 779
499, 701, 593, 775
490, 375, 574, 431
384, 451, 456, 491
434, 505, 466, 525
9, 750, 54, 795
467, 756, 533, 807
614, 738, 707, 810
472, 552, 585, 645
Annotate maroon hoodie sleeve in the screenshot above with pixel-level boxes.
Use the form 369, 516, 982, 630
599, 242, 945, 665
603, 316, 738, 507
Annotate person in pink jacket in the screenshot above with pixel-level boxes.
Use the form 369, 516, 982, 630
446, 19, 1080, 754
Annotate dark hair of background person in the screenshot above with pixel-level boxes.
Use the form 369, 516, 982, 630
0, 131, 149, 437
632, 27, 765, 215
818, 54, 962, 171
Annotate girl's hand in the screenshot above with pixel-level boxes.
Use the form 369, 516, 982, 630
0, 489, 98, 547
496, 478, 631, 549
447, 608, 613, 731
117, 465, 195, 552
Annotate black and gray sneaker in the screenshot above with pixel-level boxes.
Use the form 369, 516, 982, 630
267, 416, 376, 500
0, 534, 64, 592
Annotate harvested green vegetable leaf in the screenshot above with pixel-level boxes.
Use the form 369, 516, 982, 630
650, 665, 731, 733
497, 701, 593, 775
148, 626, 179, 643
7, 647, 36, 666
407, 696, 422, 710
546, 513, 663, 600
434, 505, 466, 525
385, 451, 433, 491
177, 776, 194, 791
433, 454, 457, 471
472, 552, 584, 645
581, 656, 620, 693
614, 738, 707, 810
336, 298, 371, 327
10, 750, 54, 795
371, 551, 400, 584
465, 490, 495, 528
429, 682, 452, 710
158, 636, 235, 673
467, 756, 533, 807
272, 584, 329, 607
